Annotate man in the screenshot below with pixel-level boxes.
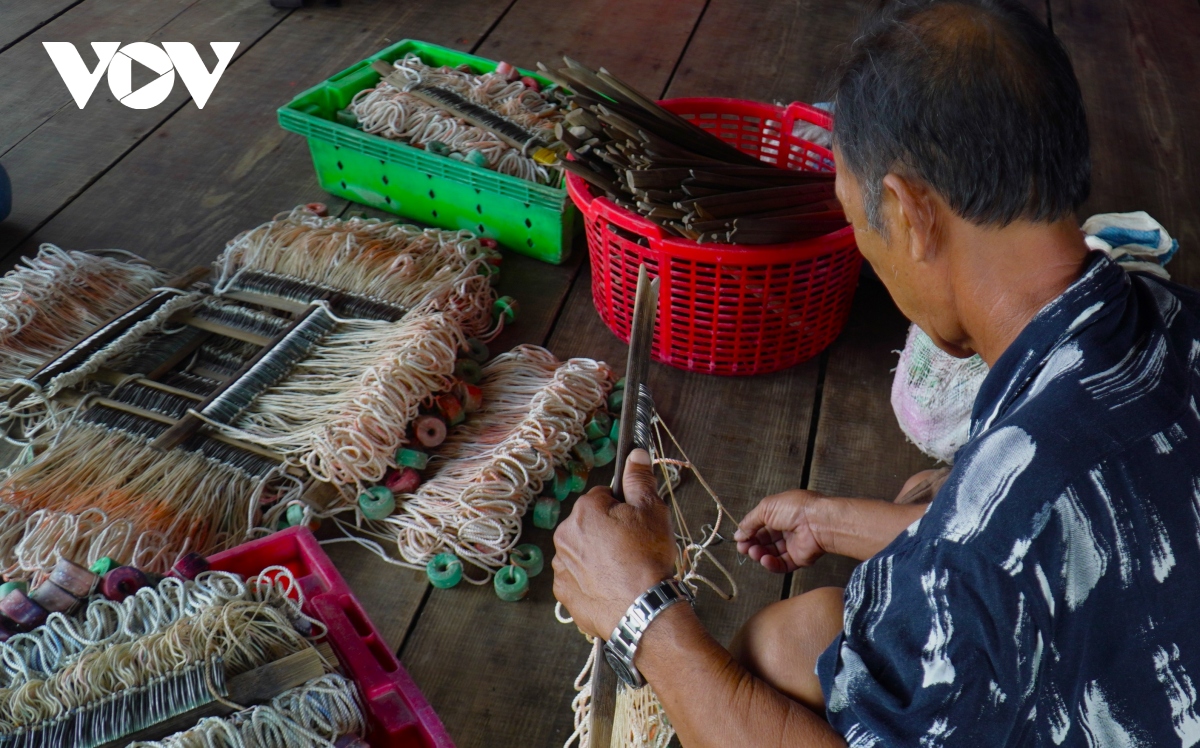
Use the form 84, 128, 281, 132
553, 0, 1200, 745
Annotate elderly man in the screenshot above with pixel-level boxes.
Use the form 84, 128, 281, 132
552, 0, 1200, 745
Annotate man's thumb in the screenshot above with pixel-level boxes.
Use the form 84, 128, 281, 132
622, 449, 660, 509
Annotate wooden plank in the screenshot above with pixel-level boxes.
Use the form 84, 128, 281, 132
0, 0, 288, 258
1052, 0, 1200, 289
664, 0, 871, 103
4, 0, 514, 271
792, 278, 937, 596
0, 0, 84, 53
473, 0, 705, 98
1, 0, 518, 655
0, 0, 215, 157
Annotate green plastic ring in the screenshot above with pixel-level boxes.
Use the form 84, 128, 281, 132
584, 411, 612, 441
509, 544, 544, 577
0, 580, 28, 598
286, 503, 308, 527
610, 416, 620, 442
467, 150, 490, 168
465, 338, 490, 363
567, 460, 588, 493
551, 467, 571, 501
614, 377, 626, 391
493, 296, 519, 324
455, 358, 483, 384
608, 389, 624, 412
395, 447, 429, 470
428, 141, 450, 156
494, 565, 529, 601
532, 497, 560, 529
573, 441, 595, 470
427, 553, 463, 589
358, 485, 396, 520
591, 437, 616, 467
89, 557, 117, 576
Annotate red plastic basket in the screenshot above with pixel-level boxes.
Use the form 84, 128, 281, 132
568, 98, 861, 376
208, 528, 454, 748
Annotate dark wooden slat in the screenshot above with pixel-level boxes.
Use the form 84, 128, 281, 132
5, 0, 513, 270
473, 0, 704, 96
0, 0, 287, 257
791, 278, 936, 596
3, 0, 519, 654
1052, 0, 1200, 289
0, 0, 84, 53
0, 0, 213, 157
664, 0, 870, 102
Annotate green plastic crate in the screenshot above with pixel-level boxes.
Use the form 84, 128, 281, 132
278, 40, 575, 265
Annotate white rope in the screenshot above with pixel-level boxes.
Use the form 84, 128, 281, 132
350, 54, 563, 185
129, 673, 366, 748
337, 345, 612, 578
564, 409, 739, 748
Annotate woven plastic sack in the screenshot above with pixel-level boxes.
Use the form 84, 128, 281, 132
891, 325, 988, 464
891, 211, 1177, 464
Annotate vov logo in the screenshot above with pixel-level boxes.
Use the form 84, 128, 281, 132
43, 42, 239, 110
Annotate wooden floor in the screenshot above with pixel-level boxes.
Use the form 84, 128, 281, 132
1, 0, 1197, 744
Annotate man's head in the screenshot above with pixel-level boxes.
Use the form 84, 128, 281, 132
832, 0, 1090, 357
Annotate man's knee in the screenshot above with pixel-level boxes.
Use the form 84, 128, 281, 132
730, 586, 844, 712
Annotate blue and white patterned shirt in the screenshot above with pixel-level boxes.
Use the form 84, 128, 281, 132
817, 251, 1200, 747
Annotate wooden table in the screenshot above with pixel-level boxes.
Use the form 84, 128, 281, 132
1, 0, 1197, 744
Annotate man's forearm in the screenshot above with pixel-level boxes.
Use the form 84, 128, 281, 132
808, 497, 927, 561
636, 604, 846, 748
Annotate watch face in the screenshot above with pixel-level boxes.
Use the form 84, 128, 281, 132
605, 647, 639, 688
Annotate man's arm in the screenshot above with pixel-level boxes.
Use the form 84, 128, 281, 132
635, 604, 847, 748
553, 450, 847, 747
735, 490, 928, 571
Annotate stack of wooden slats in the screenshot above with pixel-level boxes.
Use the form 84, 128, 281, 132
538, 58, 846, 244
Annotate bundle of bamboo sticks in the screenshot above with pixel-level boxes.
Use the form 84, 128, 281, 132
537, 58, 845, 245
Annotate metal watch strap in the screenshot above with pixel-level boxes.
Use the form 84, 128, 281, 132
604, 578, 694, 689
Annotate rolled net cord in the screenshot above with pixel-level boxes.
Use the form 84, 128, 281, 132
559, 410, 739, 748
349, 54, 563, 186
0, 567, 321, 691
0, 245, 167, 385
207, 307, 465, 499
0, 245, 171, 440
890, 211, 1179, 464
0, 423, 297, 581
0, 566, 325, 734
331, 345, 613, 578
213, 206, 499, 338
127, 673, 367, 748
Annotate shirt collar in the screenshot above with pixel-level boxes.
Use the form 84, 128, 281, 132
968, 251, 1130, 439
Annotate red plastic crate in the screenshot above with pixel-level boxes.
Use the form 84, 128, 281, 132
568, 99, 862, 376
208, 528, 453, 748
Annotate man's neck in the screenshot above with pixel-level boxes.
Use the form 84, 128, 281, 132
949, 218, 1090, 367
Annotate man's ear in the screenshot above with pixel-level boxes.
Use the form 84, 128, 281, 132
882, 173, 938, 263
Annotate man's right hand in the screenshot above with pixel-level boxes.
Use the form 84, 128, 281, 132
734, 490, 828, 573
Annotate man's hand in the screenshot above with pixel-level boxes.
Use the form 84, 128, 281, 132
553, 449, 677, 639
734, 490, 827, 573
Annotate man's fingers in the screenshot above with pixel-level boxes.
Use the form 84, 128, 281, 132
621, 449, 661, 510
734, 503, 767, 543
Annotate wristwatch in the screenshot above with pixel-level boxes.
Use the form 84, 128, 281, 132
604, 578, 694, 689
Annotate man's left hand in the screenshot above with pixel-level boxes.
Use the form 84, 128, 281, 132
553, 448, 677, 639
